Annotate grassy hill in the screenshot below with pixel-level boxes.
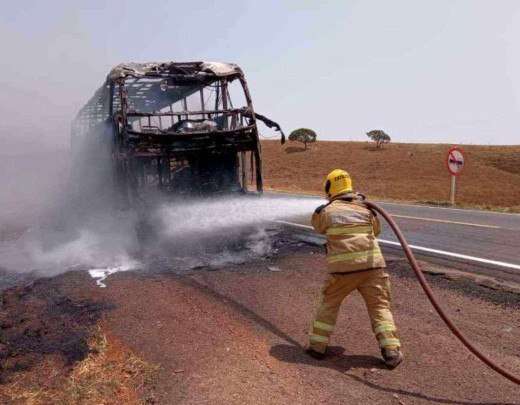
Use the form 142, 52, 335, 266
261, 140, 520, 211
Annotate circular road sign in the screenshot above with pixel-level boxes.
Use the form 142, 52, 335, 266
446, 146, 465, 176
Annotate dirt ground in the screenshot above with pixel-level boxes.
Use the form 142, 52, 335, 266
261, 140, 520, 211
1, 242, 519, 404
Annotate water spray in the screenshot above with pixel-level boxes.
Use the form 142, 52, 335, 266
364, 200, 520, 385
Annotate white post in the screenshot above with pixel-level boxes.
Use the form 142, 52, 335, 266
450, 175, 457, 206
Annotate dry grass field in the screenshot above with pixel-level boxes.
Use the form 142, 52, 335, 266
261, 140, 520, 211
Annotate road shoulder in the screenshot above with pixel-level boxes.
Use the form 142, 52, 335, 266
1, 247, 519, 404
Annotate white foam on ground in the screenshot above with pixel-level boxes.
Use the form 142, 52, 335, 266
88, 261, 139, 288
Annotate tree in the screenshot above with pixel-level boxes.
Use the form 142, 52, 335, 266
366, 130, 391, 149
288, 128, 317, 150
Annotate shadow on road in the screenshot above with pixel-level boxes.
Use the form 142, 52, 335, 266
270, 344, 383, 371
269, 344, 515, 405
183, 275, 515, 405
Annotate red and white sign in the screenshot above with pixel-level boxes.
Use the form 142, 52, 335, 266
446, 146, 465, 176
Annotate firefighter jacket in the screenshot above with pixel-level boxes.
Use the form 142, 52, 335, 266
311, 195, 386, 273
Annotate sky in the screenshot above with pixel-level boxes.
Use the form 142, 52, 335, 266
1, 0, 519, 151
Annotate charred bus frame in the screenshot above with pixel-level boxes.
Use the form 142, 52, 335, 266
71, 61, 284, 201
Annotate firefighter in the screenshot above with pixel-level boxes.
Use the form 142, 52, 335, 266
306, 169, 403, 369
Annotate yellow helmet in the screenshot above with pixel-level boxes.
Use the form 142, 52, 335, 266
324, 169, 353, 199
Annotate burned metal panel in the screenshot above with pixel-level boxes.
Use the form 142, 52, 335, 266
108, 61, 242, 81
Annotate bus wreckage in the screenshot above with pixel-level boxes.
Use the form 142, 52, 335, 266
71, 61, 284, 202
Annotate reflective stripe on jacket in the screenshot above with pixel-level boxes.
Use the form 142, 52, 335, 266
311, 195, 386, 273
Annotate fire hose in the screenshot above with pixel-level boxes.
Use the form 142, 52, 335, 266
364, 201, 520, 385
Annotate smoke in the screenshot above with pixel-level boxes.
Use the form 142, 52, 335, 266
0, 198, 141, 276
0, 9, 111, 283
0, 69, 323, 288
0, 18, 323, 284
0, 172, 323, 281
0, 5, 324, 289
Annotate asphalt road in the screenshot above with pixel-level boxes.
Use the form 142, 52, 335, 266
269, 193, 520, 283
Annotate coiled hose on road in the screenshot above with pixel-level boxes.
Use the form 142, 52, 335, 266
364, 201, 520, 385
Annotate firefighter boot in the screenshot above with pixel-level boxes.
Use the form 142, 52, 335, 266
381, 347, 403, 369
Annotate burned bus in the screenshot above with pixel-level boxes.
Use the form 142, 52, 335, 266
71, 61, 284, 203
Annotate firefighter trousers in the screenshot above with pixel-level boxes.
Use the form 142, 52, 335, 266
308, 268, 400, 354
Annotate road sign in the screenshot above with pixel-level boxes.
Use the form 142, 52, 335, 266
446, 146, 465, 176
446, 146, 465, 206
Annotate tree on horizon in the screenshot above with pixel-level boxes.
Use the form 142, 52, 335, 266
366, 130, 391, 148
288, 128, 317, 150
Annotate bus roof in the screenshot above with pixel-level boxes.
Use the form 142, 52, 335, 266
107, 61, 243, 82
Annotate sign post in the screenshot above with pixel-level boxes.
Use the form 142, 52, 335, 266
446, 146, 465, 206
450, 175, 457, 206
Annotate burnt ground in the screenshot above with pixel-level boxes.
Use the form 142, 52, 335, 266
0, 273, 106, 374
0, 233, 519, 404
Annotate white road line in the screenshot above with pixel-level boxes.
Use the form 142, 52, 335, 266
377, 239, 520, 271
275, 220, 520, 271
377, 201, 520, 217
391, 214, 500, 229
